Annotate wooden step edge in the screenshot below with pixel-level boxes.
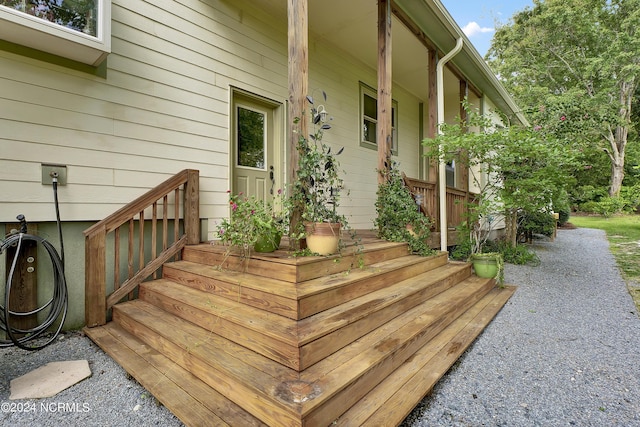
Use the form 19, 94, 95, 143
297, 253, 453, 319
111, 300, 303, 426
298, 262, 472, 344
297, 251, 448, 296
161, 262, 300, 320
139, 280, 302, 370
296, 265, 476, 370
163, 253, 451, 321
140, 278, 298, 344
343, 285, 517, 426
183, 240, 409, 267
297, 277, 498, 423
182, 241, 425, 283
83, 324, 238, 427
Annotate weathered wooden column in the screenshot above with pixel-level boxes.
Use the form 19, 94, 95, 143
377, 0, 393, 183
287, 0, 308, 246
427, 48, 438, 183
459, 79, 469, 193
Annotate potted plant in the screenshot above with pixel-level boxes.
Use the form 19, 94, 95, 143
216, 190, 288, 258
291, 92, 348, 255
374, 161, 433, 256
450, 187, 505, 285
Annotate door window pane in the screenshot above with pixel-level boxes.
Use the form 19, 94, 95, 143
237, 106, 266, 169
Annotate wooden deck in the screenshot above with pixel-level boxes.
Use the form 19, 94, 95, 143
85, 237, 515, 426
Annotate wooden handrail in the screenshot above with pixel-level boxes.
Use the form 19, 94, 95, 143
84, 169, 199, 327
402, 173, 478, 232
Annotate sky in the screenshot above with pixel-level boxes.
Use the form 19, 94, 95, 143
440, 0, 535, 57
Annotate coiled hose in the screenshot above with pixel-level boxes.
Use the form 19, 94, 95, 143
0, 178, 68, 350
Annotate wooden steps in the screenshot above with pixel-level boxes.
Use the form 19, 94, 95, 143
85, 240, 515, 426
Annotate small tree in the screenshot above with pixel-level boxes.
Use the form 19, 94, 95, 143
423, 103, 578, 248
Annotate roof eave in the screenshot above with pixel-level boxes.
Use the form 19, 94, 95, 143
394, 0, 529, 126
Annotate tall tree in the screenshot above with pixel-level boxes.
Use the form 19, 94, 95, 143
487, 0, 640, 196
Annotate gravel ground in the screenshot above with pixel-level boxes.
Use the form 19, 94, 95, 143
1, 227, 638, 426
404, 227, 640, 427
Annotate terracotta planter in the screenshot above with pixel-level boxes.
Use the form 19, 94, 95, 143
304, 222, 341, 255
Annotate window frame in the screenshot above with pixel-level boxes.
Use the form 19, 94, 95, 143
359, 82, 398, 155
0, 0, 111, 66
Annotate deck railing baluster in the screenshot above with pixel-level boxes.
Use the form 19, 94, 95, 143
83, 170, 200, 327
152, 202, 158, 279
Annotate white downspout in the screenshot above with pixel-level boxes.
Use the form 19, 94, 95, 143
436, 37, 463, 252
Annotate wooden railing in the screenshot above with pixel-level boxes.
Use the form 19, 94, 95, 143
402, 173, 478, 231
84, 169, 200, 327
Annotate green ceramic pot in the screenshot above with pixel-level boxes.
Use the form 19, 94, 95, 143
471, 257, 499, 278
254, 231, 282, 253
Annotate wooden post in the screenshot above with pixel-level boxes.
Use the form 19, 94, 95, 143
427, 48, 438, 183
184, 169, 200, 244
377, 0, 392, 184
459, 80, 469, 193
85, 229, 106, 327
4, 224, 38, 337
287, 0, 308, 247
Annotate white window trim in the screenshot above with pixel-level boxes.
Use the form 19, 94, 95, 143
359, 82, 398, 155
0, 0, 111, 66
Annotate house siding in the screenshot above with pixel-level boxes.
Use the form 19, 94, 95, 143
0, 0, 506, 328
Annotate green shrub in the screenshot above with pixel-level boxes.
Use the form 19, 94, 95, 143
375, 162, 433, 256
483, 240, 540, 266
500, 243, 540, 266
580, 196, 626, 217
518, 210, 556, 240
557, 207, 571, 226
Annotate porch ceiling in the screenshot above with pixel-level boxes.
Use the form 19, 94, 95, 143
258, 0, 526, 125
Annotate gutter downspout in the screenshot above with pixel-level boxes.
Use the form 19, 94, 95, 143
436, 37, 463, 252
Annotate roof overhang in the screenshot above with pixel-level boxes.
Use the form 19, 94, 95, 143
394, 0, 528, 125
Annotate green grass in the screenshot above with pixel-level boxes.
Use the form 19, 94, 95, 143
569, 214, 640, 313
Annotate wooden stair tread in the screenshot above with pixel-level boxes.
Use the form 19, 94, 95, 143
139, 278, 302, 370
352, 285, 517, 426
83, 323, 266, 427
165, 251, 451, 320
113, 300, 302, 426
141, 262, 471, 371
85, 237, 518, 427
140, 278, 298, 344
182, 241, 414, 282
294, 263, 473, 370
298, 262, 470, 342
297, 276, 497, 423
163, 260, 298, 298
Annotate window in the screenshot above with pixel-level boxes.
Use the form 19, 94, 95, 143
446, 160, 456, 187
360, 83, 398, 155
0, 0, 111, 66
236, 105, 266, 170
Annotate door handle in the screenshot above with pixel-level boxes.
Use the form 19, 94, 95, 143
269, 166, 275, 195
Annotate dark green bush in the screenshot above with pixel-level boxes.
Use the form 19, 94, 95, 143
580, 196, 627, 217
518, 210, 556, 241
483, 239, 540, 266
375, 163, 433, 256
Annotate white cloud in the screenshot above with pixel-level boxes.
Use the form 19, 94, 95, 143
462, 21, 494, 37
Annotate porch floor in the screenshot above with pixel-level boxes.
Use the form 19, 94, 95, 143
85, 233, 515, 426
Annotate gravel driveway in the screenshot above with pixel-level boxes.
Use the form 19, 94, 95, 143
1, 227, 638, 426
404, 227, 640, 427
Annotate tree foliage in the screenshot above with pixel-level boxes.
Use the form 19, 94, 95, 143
423, 103, 578, 248
487, 0, 640, 197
